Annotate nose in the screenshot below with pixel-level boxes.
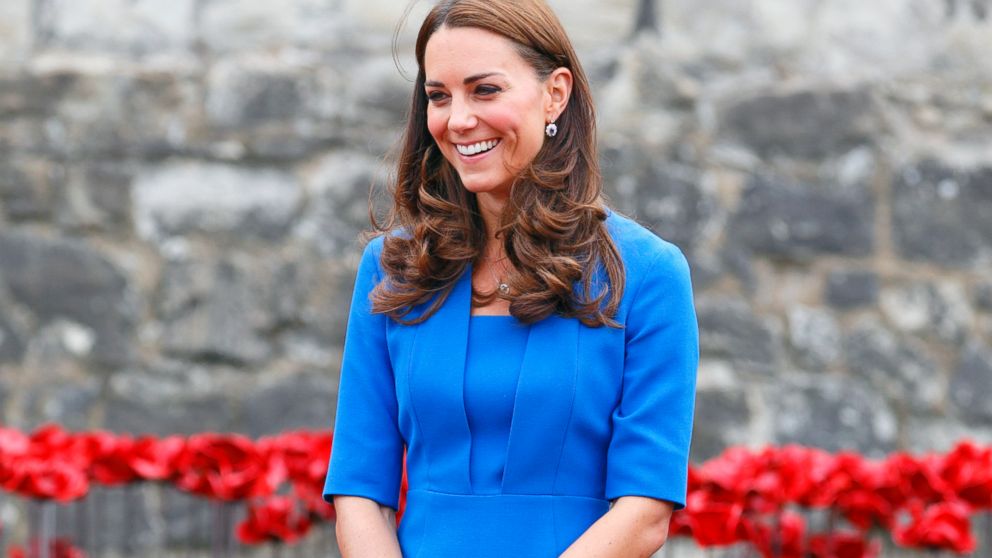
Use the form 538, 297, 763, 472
447, 96, 477, 134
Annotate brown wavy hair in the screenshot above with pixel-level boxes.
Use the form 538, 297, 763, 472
368, 0, 624, 327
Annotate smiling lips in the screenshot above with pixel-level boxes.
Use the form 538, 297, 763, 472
455, 139, 501, 156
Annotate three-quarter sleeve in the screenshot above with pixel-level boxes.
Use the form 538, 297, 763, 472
605, 242, 699, 510
323, 237, 404, 510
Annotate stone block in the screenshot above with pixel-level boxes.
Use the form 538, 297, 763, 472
718, 89, 877, 160
769, 374, 897, 457
825, 269, 878, 309
600, 147, 713, 255
199, 0, 296, 53
844, 318, 943, 412
294, 151, 388, 259
0, 230, 139, 366
56, 161, 134, 232
36, 0, 196, 55
695, 296, 780, 374
0, 0, 31, 68
880, 280, 972, 343
132, 161, 303, 243
690, 388, 751, 462
892, 161, 992, 268
976, 282, 992, 312
0, 158, 61, 221
787, 305, 840, 371
727, 174, 874, 261
157, 256, 275, 366
949, 341, 992, 425
205, 59, 306, 129
245, 372, 337, 437
104, 361, 242, 435
0, 308, 26, 363
21, 378, 101, 431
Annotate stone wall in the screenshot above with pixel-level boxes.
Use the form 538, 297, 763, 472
2, 0, 992, 475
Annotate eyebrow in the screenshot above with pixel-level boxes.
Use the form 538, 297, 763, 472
425, 72, 505, 88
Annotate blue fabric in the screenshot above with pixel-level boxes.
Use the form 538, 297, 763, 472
324, 208, 699, 557
464, 316, 530, 493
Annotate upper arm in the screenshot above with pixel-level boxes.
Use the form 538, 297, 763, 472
605, 243, 699, 510
323, 238, 405, 510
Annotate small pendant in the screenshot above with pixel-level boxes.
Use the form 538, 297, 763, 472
498, 282, 510, 295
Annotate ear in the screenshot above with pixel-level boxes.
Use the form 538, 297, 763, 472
543, 67, 573, 122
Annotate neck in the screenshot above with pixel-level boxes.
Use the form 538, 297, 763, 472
476, 191, 509, 256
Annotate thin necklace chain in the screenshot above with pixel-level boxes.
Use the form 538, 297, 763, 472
483, 253, 511, 296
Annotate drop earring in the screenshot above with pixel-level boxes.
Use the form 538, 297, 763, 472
545, 121, 558, 137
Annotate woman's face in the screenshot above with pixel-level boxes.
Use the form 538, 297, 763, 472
423, 26, 553, 198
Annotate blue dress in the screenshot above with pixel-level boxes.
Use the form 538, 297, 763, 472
324, 208, 699, 557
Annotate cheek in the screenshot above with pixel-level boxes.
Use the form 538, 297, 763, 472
426, 109, 447, 145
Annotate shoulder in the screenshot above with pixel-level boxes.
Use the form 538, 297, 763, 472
604, 207, 690, 285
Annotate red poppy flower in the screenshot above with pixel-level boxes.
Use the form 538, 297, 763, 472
737, 510, 806, 558
892, 500, 977, 553
128, 435, 186, 481
808, 531, 880, 558
939, 440, 992, 509
683, 491, 747, 547
75, 431, 137, 486
174, 433, 279, 501
236, 496, 312, 544
13, 458, 89, 502
7, 537, 87, 558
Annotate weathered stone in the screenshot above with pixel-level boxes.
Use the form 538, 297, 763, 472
949, 341, 992, 425
892, 161, 992, 268
880, 280, 972, 342
769, 375, 897, 456
15, 70, 198, 159
905, 415, 992, 454
104, 361, 242, 435
600, 147, 712, 255
695, 296, 780, 374
245, 371, 338, 437
844, 318, 943, 412
976, 282, 992, 311
294, 151, 386, 259
205, 60, 305, 129
727, 174, 874, 261
825, 269, 878, 309
0, 158, 62, 221
787, 305, 840, 371
0, 0, 30, 67
132, 161, 304, 243
56, 161, 134, 232
0, 230, 139, 366
199, 0, 297, 53
36, 0, 196, 54
0, 308, 25, 363
22, 378, 101, 430
0, 72, 77, 117
157, 256, 274, 365
340, 55, 413, 129
690, 388, 751, 462
719, 89, 877, 160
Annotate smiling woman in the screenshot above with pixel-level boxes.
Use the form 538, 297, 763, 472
423, 26, 572, 199
323, 1, 699, 557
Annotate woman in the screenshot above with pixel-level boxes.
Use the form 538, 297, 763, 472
323, 1, 698, 556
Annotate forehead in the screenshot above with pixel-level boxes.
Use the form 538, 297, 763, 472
423, 26, 533, 81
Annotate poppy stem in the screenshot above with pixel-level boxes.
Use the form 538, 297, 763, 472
40, 500, 55, 558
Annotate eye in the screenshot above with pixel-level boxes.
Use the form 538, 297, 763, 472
426, 91, 449, 104
475, 84, 501, 96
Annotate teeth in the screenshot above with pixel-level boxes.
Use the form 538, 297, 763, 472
456, 139, 499, 156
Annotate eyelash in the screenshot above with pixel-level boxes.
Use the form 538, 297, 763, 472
427, 85, 501, 104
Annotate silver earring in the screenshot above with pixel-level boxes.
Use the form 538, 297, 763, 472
545, 122, 558, 137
